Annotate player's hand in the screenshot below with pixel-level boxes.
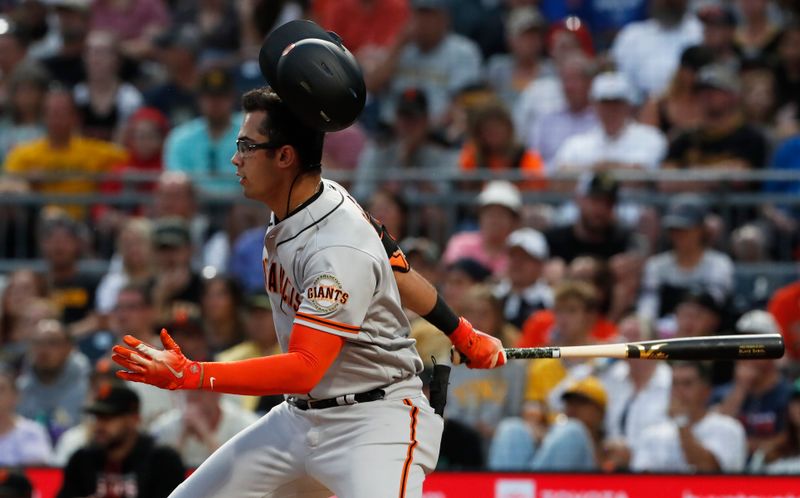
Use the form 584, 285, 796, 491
448, 317, 506, 369
111, 329, 203, 390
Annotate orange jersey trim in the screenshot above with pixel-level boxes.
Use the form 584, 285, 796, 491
295, 312, 361, 334
399, 399, 419, 498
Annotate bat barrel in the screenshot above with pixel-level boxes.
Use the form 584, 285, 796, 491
625, 334, 785, 361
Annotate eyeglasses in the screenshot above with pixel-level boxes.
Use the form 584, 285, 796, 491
235, 139, 284, 155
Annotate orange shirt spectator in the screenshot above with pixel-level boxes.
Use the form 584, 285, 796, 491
768, 281, 800, 359
518, 309, 617, 348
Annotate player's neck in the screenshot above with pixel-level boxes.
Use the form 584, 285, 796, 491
271, 172, 322, 220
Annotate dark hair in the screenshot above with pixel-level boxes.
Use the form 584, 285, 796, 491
117, 283, 154, 308
201, 275, 244, 311
671, 360, 714, 385
241, 86, 324, 170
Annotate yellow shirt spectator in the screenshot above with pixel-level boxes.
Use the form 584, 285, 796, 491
4, 136, 127, 218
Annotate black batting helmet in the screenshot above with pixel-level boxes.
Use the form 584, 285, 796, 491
259, 20, 366, 133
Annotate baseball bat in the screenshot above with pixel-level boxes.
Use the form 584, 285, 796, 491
453, 334, 784, 364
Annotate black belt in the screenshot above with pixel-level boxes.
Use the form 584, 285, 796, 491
288, 388, 386, 410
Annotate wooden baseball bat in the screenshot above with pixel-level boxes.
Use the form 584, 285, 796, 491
453, 334, 784, 364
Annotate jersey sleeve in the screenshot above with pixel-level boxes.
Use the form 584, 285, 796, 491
294, 246, 380, 339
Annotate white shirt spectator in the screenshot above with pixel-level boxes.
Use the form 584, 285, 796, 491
150, 399, 258, 468
529, 108, 598, 172
611, 14, 702, 97
631, 412, 746, 472
601, 361, 672, 442
553, 121, 668, 172
514, 75, 565, 145
0, 415, 53, 465
386, 33, 482, 123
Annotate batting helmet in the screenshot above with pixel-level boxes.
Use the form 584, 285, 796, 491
259, 20, 366, 133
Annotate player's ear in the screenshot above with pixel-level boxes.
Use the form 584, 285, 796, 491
276, 144, 298, 171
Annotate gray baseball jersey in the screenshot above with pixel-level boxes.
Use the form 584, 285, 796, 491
170, 179, 443, 498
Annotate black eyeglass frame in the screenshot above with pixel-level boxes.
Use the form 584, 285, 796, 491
235, 139, 285, 155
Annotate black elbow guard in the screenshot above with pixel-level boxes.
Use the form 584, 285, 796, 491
368, 214, 410, 273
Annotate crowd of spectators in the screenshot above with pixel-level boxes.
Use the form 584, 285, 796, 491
2, 0, 800, 495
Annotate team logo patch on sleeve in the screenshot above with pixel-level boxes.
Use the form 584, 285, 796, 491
307, 274, 350, 313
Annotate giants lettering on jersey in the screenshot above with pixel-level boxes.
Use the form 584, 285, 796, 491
266, 261, 302, 311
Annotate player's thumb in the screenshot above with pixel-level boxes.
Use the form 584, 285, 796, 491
495, 349, 507, 368
160, 328, 183, 355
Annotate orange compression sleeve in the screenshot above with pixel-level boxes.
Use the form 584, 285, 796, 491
199, 324, 345, 396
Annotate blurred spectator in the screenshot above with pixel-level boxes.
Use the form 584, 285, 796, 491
17, 319, 90, 444
697, 3, 743, 73
145, 26, 201, 126
611, 0, 702, 97
216, 291, 282, 413
601, 314, 672, 471
2, 298, 57, 372
526, 53, 598, 171
0, 469, 32, 498
95, 218, 154, 315
661, 64, 769, 192
545, 172, 636, 264
494, 228, 552, 329
202, 202, 267, 275
201, 276, 245, 354
38, 214, 102, 336
638, 194, 734, 320
631, 361, 747, 473
58, 383, 184, 498
367, 0, 483, 125
90, 0, 170, 60
438, 83, 496, 148
0, 270, 46, 364
172, 0, 240, 64
771, 22, 800, 126
445, 286, 526, 442
458, 101, 544, 185
749, 379, 800, 473
150, 389, 257, 468
0, 23, 29, 111
312, 0, 409, 57
151, 217, 203, 321
3, 88, 128, 219
0, 63, 47, 163
39, 1, 91, 88
639, 45, 712, 139
740, 62, 780, 141
567, 255, 624, 334
319, 123, 367, 177
545, 17, 596, 62
0, 367, 53, 465
673, 289, 725, 342
715, 310, 792, 456
554, 72, 667, 173
489, 376, 606, 471
401, 237, 442, 290
443, 181, 520, 276
227, 225, 269, 295
486, 7, 552, 111
151, 172, 212, 265
354, 88, 457, 201
730, 224, 789, 314
74, 31, 143, 142
736, 0, 782, 60
366, 189, 408, 243
164, 67, 240, 194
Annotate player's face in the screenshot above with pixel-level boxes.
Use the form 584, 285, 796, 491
92, 413, 137, 450
232, 111, 279, 203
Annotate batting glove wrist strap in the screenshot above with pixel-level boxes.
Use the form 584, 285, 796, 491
449, 317, 507, 369
112, 329, 203, 390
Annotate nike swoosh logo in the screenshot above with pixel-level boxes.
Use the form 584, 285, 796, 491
210, 377, 216, 390
164, 363, 183, 379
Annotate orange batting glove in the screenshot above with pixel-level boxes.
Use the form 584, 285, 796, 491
111, 329, 203, 390
448, 317, 507, 369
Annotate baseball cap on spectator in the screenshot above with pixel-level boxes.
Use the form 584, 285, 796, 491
507, 228, 548, 260
85, 383, 140, 416
478, 180, 522, 214
508, 7, 547, 37
679, 45, 714, 71
694, 64, 741, 94
153, 218, 191, 248
697, 3, 737, 26
679, 288, 724, 317
412, 0, 450, 11
199, 68, 234, 96
396, 88, 429, 118
447, 258, 492, 283
0, 469, 33, 498
245, 291, 272, 312
590, 72, 635, 104
663, 194, 708, 229
401, 237, 440, 266
155, 25, 201, 55
575, 171, 618, 201
561, 376, 607, 411
736, 310, 779, 335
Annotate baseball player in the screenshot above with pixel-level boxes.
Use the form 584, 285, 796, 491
112, 21, 504, 498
